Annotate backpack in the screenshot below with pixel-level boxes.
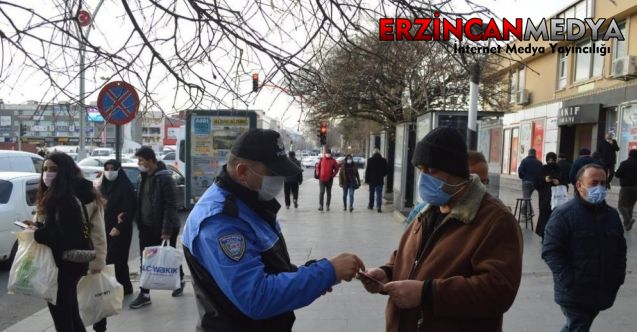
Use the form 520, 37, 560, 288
314, 161, 320, 180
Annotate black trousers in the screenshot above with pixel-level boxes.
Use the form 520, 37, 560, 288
605, 164, 616, 185
619, 186, 637, 225
319, 179, 333, 207
284, 182, 299, 206
138, 224, 184, 294
48, 264, 87, 332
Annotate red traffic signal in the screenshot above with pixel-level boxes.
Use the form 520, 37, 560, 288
320, 123, 328, 135
252, 73, 259, 93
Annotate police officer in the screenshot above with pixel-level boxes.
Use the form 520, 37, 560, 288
182, 129, 364, 332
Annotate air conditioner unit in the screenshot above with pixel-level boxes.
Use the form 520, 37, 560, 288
516, 89, 530, 105
611, 56, 637, 80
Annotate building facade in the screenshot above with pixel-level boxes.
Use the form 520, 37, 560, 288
481, 0, 637, 178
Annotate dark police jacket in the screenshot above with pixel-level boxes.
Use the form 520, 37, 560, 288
182, 167, 335, 332
542, 194, 627, 311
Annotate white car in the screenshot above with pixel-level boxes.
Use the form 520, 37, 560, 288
301, 156, 320, 168
78, 156, 134, 167
0, 172, 40, 266
0, 150, 44, 173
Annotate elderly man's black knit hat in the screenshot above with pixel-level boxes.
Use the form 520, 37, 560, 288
412, 127, 469, 178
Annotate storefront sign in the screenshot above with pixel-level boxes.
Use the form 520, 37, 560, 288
558, 104, 600, 126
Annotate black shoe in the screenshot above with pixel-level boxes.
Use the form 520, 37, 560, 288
326, 206, 330, 211
367, 206, 373, 210
626, 219, 635, 231
294, 201, 298, 208
129, 293, 151, 309
343, 206, 347, 211
286, 205, 290, 209
318, 206, 323, 212
172, 281, 185, 297
377, 208, 382, 213
349, 207, 353, 213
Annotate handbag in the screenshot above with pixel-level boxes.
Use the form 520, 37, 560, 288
62, 199, 96, 263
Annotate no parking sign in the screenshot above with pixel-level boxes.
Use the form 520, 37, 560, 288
97, 81, 139, 126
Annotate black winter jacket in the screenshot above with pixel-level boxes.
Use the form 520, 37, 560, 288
542, 194, 627, 311
284, 157, 303, 184
598, 139, 619, 166
365, 153, 387, 186
135, 162, 180, 235
518, 156, 542, 182
100, 168, 136, 261
615, 156, 637, 187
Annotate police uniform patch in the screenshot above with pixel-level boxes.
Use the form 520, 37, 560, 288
219, 233, 246, 261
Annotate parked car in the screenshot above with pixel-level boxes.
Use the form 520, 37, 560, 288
301, 156, 320, 168
0, 150, 44, 173
0, 172, 40, 266
91, 148, 114, 157
120, 163, 187, 210
162, 151, 176, 161
79, 166, 104, 181
78, 156, 133, 167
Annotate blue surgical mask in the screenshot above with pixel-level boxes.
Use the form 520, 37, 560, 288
418, 173, 452, 206
586, 185, 607, 204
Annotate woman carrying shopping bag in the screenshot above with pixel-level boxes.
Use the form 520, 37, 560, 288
535, 152, 563, 239
24, 152, 106, 332
92, 159, 135, 332
339, 154, 361, 212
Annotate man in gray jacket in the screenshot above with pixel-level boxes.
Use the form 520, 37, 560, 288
130, 146, 183, 308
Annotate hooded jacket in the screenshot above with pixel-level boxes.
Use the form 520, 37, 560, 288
99, 162, 136, 262
317, 156, 339, 182
135, 161, 180, 235
382, 175, 523, 332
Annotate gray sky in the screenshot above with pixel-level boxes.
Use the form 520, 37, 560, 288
0, 0, 573, 131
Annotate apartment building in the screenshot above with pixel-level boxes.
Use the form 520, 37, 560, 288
480, 0, 637, 176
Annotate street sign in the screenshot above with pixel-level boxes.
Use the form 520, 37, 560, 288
97, 81, 139, 126
77, 10, 92, 27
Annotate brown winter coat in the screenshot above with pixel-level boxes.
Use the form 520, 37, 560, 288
383, 175, 523, 332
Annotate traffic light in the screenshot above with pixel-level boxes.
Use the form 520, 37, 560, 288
318, 122, 328, 145
252, 73, 259, 93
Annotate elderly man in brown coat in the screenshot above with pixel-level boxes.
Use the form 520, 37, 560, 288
359, 127, 523, 332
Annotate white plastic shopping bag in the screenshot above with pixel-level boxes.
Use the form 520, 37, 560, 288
139, 240, 183, 290
7, 230, 58, 305
551, 185, 569, 210
77, 265, 123, 325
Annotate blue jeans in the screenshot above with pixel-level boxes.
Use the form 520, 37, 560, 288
369, 184, 383, 209
343, 184, 355, 208
560, 306, 599, 332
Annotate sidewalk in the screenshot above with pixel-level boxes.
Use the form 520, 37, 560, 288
6, 175, 637, 331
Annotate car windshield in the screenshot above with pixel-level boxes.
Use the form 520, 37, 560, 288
0, 180, 13, 204
123, 167, 141, 187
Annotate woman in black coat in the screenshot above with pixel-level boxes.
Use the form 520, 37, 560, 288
99, 159, 135, 293
535, 152, 563, 239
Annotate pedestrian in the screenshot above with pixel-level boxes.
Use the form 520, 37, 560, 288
364, 148, 388, 212
557, 153, 572, 191
405, 150, 490, 225
316, 147, 339, 212
534, 152, 563, 239
283, 151, 302, 209
26, 152, 107, 332
339, 154, 361, 212
597, 132, 620, 188
182, 129, 365, 331
569, 148, 602, 185
543, 164, 626, 332
518, 148, 542, 219
129, 146, 184, 309
615, 149, 637, 231
359, 127, 523, 332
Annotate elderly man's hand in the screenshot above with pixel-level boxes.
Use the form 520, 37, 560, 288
383, 280, 424, 309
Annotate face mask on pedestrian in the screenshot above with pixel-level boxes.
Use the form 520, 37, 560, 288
326, 154, 331, 158
247, 167, 285, 201
418, 172, 466, 206
42, 172, 56, 187
138, 165, 148, 172
104, 170, 119, 181
584, 185, 607, 204
346, 159, 352, 164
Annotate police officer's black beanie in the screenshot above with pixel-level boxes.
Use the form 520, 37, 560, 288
412, 127, 469, 179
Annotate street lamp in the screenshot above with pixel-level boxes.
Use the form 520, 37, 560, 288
76, 0, 106, 159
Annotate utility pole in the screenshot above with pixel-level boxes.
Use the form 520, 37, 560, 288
467, 62, 480, 150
